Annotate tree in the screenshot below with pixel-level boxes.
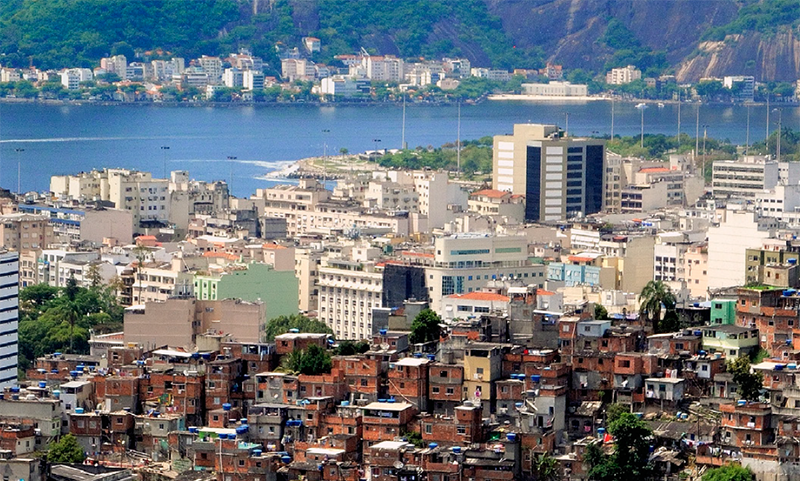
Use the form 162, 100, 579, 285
409, 309, 442, 344
334, 340, 370, 356
339, 147, 349, 157
532, 453, 559, 481
281, 344, 332, 376
132, 245, 149, 304
605, 403, 628, 425
638, 280, 676, 329
588, 412, 653, 481
263, 314, 333, 342
702, 464, 754, 481
19, 284, 59, 309
47, 434, 86, 463
86, 264, 103, 289
594, 304, 609, 320
728, 356, 764, 402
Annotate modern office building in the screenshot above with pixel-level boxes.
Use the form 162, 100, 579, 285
0, 251, 19, 388
424, 234, 545, 313
492, 124, 606, 222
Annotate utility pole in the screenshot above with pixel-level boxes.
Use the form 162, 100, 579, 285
766, 95, 770, 141
565, 111, 569, 138
610, 97, 615, 139
695, 104, 700, 166
745, 105, 750, 155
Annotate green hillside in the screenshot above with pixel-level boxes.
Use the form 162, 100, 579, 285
0, 0, 542, 72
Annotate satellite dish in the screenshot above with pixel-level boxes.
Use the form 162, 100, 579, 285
393, 461, 404, 469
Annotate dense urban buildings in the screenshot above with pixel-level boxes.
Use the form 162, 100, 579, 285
6, 116, 800, 481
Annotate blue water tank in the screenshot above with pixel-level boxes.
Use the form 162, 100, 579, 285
506, 433, 517, 441
693, 330, 702, 336
223, 403, 232, 411
428, 443, 438, 449
38, 381, 47, 389
52, 390, 60, 398
530, 375, 541, 383
51, 370, 59, 374
240, 418, 247, 424
289, 328, 300, 333
281, 455, 292, 463
341, 401, 350, 407
253, 449, 262, 457
236, 426, 249, 435
452, 446, 461, 453
738, 399, 747, 406
379, 329, 387, 336
10, 387, 19, 393
427, 354, 436, 361
413, 352, 422, 358
76, 365, 84, 372
75, 407, 84, 414
388, 398, 396, 403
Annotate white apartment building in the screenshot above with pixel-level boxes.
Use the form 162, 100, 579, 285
521, 82, 588, 97
370, 170, 469, 229
320, 76, 370, 97
756, 185, 800, 227
712, 156, 780, 199
223, 68, 244, 88
318, 256, 383, 340
605, 65, 641, 85
424, 235, 545, 313
707, 208, 778, 289
259, 179, 409, 237
50, 169, 170, 232
60, 68, 93, 90
470, 68, 511, 82
243, 70, 265, 91
281, 58, 315, 82
131, 262, 194, 305
295, 247, 323, 313
0, 251, 19, 388
366, 181, 419, 212
199, 56, 223, 84
0, 68, 21, 83
100, 55, 127, 78
364, 56, 404, 82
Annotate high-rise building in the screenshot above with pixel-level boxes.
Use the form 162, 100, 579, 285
0, 251, 19, 388
492, 124, 606, 222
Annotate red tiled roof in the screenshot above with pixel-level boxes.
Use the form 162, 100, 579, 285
470, 189, 510, 199
262, 243, 287, 250
537, 289, 556, 296
402, 251, 434, 258
639, 167, 670, 173
568, 255, 595, 263
447, 292, 510, 302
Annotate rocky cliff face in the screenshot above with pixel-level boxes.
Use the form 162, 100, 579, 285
676, 32, 800, 82
485, 0, 739, 74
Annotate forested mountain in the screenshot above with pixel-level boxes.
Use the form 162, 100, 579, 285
1, 0, 799, 81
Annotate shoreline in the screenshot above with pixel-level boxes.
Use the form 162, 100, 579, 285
1, 95, 794, 108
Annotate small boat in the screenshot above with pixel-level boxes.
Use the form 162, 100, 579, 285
635, 102, 647, 109
658, 102, 665, 109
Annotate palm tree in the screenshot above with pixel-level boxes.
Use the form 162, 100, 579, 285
638, 280, 676, 329
132, 246, 149, 304
62, 275, 81, 353
532, 453, 559, 481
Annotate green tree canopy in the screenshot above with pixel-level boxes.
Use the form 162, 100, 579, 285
728, 356, 764, 402
334, 340, 370, 356
588, 412, 654, 481
409, 309, 442, 344
263, 314, 333, 342
639, 280, 676, 330
281, 344, 332, 376
605, 403, 628, 425
594, 304, 609, 320
47, 434, 86, 463
702, 463, 755, 481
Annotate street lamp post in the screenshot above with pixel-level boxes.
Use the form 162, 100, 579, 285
14, 148, 24, 194
564, 112, 570, 138
772, 108, 783, 163
226, 156, 236, 193
160, 146, 170, 179
702, 125, 709, 180
373, 138, 381, 155
639, 105, 647, 148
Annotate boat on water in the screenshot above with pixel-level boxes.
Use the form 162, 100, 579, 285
635, 102, 647, 109
658, 102, 665, 108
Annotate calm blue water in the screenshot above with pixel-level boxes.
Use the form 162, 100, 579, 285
0, 100, 794, 196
